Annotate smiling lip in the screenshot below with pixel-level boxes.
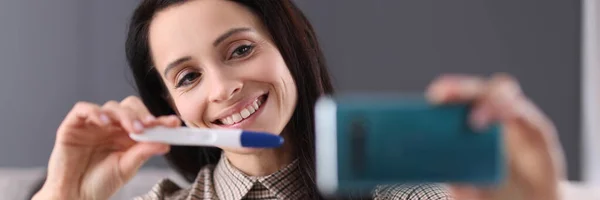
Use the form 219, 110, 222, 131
212, 93, 268, 127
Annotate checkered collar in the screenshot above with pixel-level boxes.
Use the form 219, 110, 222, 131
213, 154, 305, 200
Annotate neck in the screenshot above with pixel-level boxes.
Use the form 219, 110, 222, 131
223, 132, 295, 176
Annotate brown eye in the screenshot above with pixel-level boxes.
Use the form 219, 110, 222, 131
175, 71, 201, 88
230, 44, 254, 59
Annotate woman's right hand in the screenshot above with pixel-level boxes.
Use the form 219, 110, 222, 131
33, 96, 181, 200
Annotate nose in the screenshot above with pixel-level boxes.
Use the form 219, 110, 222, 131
207, 71, 242, 103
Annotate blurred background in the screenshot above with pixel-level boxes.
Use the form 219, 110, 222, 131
0, 0, 597, 199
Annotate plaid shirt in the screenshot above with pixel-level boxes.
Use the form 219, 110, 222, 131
134, 156, 453, 200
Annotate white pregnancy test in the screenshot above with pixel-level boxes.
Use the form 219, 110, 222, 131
129, 126, 283, 148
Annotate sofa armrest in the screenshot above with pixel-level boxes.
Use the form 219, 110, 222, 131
561, 181, 600, 200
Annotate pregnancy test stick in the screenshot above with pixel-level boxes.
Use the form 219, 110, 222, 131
129, 126, 283, 148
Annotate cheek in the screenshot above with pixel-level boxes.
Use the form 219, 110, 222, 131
279, 68, 297, 107
254, 51, 297, 113
252, 50, 294, 89
172, 97, 208, 127
247, 56, 287, 82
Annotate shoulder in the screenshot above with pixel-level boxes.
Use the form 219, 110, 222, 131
373, 184, 454, 200
134, 165, 216, 200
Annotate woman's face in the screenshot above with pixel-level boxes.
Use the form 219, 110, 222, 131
148, 0, 297, 152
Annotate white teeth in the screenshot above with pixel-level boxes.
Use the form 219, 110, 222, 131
240, 108, 250, 118
218, 97, 265, 125
220, 117, 232, 125
232, 113, 242, 123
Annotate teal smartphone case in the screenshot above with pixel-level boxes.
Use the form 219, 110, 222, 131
315, 94, 505, 196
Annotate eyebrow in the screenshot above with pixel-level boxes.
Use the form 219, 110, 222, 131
213, 27, 252, 47
163, 56, 191, 77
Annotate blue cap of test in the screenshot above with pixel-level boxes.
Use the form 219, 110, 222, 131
240, 131, 284, 148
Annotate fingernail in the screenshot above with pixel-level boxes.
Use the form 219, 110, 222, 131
133, 120, 144, 132
100, 114, 110, 125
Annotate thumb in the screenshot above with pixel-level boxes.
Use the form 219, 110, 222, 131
119, 142, 169, 180
449, 185, 489, 200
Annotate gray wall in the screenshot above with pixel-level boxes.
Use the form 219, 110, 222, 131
0, 0, 582, 180
0, 0, 169, 167
0, 0, 89, 167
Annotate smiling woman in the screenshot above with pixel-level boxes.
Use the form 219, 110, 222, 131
127, 0, 451, 199
127, 0, 333, 199
31, 0, 565, 200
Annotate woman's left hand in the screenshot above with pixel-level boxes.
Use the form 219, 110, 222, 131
426, 73, 566, 200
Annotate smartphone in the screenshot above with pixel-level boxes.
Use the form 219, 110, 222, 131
315, 93, 505, 197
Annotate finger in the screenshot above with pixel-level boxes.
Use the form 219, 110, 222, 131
108, 117, 180, 149
449, 185, 487, 200
484, 74, 557, 145
110, 132, 137, 150
484, 75, 566, 188
61, 101, 102, 128
120, 96, 156, 125
145, 115, 182, 128
102, 101, 145, 134
506, 99, 566, 181
426, 74, 486, 104
484, 74, 524, 120
469, 100, 497, 131
57, 102, 104, 142
460, 74, 521, 131
161, 115, 182, 127
510, 99, 557, 141
84, 110, 113, 127
106, 116, 179, 151
118, 142, 170, 181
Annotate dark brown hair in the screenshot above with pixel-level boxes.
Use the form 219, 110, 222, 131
126, 0, 333, 199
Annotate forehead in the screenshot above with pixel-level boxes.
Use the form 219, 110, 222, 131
148, 0, 263, 66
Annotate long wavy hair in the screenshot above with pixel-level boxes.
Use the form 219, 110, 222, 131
125, 0, 334, 199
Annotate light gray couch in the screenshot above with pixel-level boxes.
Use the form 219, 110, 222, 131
0, 167, 189, 200
2, 168, 599, 200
